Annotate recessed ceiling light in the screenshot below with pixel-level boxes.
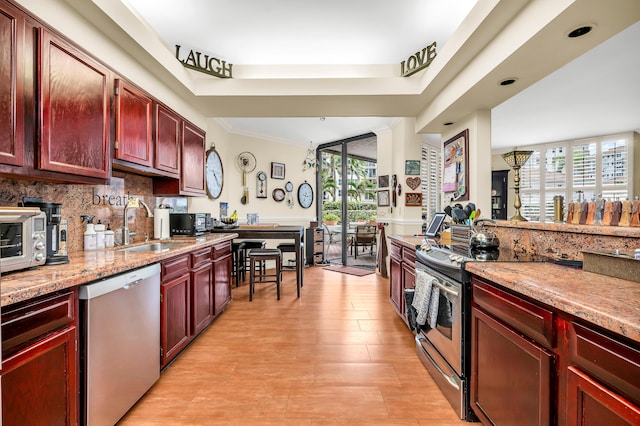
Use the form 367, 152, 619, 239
499, 78, 517, 86
567, 25, 595, 38
444, 122, 454, 126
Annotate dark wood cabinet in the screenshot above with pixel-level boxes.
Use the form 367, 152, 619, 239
160, 254, 191, 368
212, 241, 232, 316
39, 28, 110, 179
471, 275, 640, 426
471, 306, 554, 426
154, 119, 206, 196
1, 289, 78, 425
154, 103, 181, 177
114, 79, 153, 168
389, 240, 415, 328
0, 0, 25, 167
305, 227, 324, 265
190, 247, 214, 336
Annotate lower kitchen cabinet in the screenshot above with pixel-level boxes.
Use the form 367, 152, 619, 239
212, 241, 232, 316
160, 254, 191, 368
1, 289, 78, 425
471, 275, 640, 426
190, 247, 214, 336
389, 239, 416, 328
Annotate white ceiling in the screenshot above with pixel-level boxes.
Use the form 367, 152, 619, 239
120, 0, 640, 150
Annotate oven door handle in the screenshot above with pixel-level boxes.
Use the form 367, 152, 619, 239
433, 280, 459, 298
416, 335, 460, 390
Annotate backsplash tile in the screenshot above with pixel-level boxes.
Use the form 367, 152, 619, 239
1, 171, 157, 252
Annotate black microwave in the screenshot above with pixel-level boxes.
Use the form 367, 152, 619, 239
169, 213, 208, 236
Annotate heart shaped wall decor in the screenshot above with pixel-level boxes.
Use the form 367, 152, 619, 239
406, 176, 421, 190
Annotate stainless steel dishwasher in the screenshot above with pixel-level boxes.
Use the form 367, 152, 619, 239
79, 263, 161, 426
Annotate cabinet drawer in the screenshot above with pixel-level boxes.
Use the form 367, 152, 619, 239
390, 242, 402, 260
569, 321, 640, 405
190, 247, 213, 269
402, 247, 416, 267
212, 241, 231, 258
472, 277, 555, 349
313, 241, 323, 253
1, 290, 75, 358
162, 254, 190, 281
313, 228, 323, 242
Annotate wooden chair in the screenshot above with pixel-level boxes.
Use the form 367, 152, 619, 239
353, 225, 376, 259
248, 248, 282, 301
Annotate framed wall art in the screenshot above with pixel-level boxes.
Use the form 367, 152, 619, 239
442, 129, 469, 201
405, 192, 422, 207
271, 162, 285, 179
378, 174, 389, 188
405, 160, 421, 175
377, 190, 390, 207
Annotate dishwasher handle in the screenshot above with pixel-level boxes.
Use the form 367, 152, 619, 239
78, 264, 161, 299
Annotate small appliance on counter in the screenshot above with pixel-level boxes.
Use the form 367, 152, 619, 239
0, 206, 47, 274
169, 213, 207, 237
21, 197, 69, 265
154, 205, 171, 240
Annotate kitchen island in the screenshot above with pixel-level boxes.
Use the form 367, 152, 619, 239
466, 261, 640, 425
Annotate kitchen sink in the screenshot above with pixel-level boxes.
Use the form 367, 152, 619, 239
118, 242, 189, 252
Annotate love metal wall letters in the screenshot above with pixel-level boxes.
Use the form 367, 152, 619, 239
400, 41, 437, 77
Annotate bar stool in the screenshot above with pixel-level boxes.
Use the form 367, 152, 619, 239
231, 242, 246, 286
248, 248, 282, 301
242, 240, 267, 277
277, 242, 303, 271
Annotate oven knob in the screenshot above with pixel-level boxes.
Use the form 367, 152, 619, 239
35, 241, 46, 251
35, 253, 45, 261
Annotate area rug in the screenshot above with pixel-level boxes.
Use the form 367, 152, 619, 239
323, 265, 375, 277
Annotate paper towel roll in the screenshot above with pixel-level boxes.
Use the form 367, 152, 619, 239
154, 207, 171, 240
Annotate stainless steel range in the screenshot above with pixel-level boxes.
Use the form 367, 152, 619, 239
413, 242, 476, 421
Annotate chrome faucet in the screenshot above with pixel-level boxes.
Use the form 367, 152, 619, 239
123, 199, 154, 245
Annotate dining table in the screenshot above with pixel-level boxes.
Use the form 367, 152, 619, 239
209, 224, 305, 296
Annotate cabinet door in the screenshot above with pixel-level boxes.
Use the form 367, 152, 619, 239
191, 263, 213, 336
2, 327, 78, 426
39, 29, 110, 179
160, 273, 190, 368
0, 1, 25, 166
114, 79, 153, 167
213, 252, 232, 316
389, 255, 403, 315
154, 103, 181, 177
471, 306, 554, 426
180, 121, 206, 195
566, 366, 640, 426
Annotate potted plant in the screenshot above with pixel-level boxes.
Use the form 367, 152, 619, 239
323, 213, 340, 226
368, 215, 377, 226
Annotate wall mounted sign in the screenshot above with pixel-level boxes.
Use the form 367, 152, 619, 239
442, 129, 469, 201
405, 192, 422, 207
401, 42, 437, 77
175, 45, 233, 78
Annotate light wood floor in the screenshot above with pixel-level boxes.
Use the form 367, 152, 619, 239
119, 266, 469, 425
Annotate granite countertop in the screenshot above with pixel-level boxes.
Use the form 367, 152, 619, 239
465, 261, 640, 343
387, 234, 425, 249
1, 233, 238, 307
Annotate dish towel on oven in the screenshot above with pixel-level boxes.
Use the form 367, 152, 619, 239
413, 269, 440, 329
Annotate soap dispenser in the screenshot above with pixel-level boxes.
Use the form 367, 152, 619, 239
104, 223, 115, 248
95, 220, 105, 249
82, 215, 97, 250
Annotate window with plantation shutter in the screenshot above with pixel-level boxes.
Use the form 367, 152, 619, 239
515, 132, 633, 222
421, 141, 442, 221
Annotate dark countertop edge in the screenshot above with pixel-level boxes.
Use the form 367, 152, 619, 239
494, 219, 640, 238
0, 233, 238, 307
465, 261, 640, 344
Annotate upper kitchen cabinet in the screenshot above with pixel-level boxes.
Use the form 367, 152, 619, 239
154, 119, 206, 196
114, 79, 153, 168
0, 1, 25, 167
39, 28, 110, 180
154, 103, 181, 178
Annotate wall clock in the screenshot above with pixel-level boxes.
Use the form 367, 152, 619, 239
285, 181, 295, 207
205, 146, 223, 199
272, 188, 286, 202
256, 171, 267, 198
297, 181, 314, 209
